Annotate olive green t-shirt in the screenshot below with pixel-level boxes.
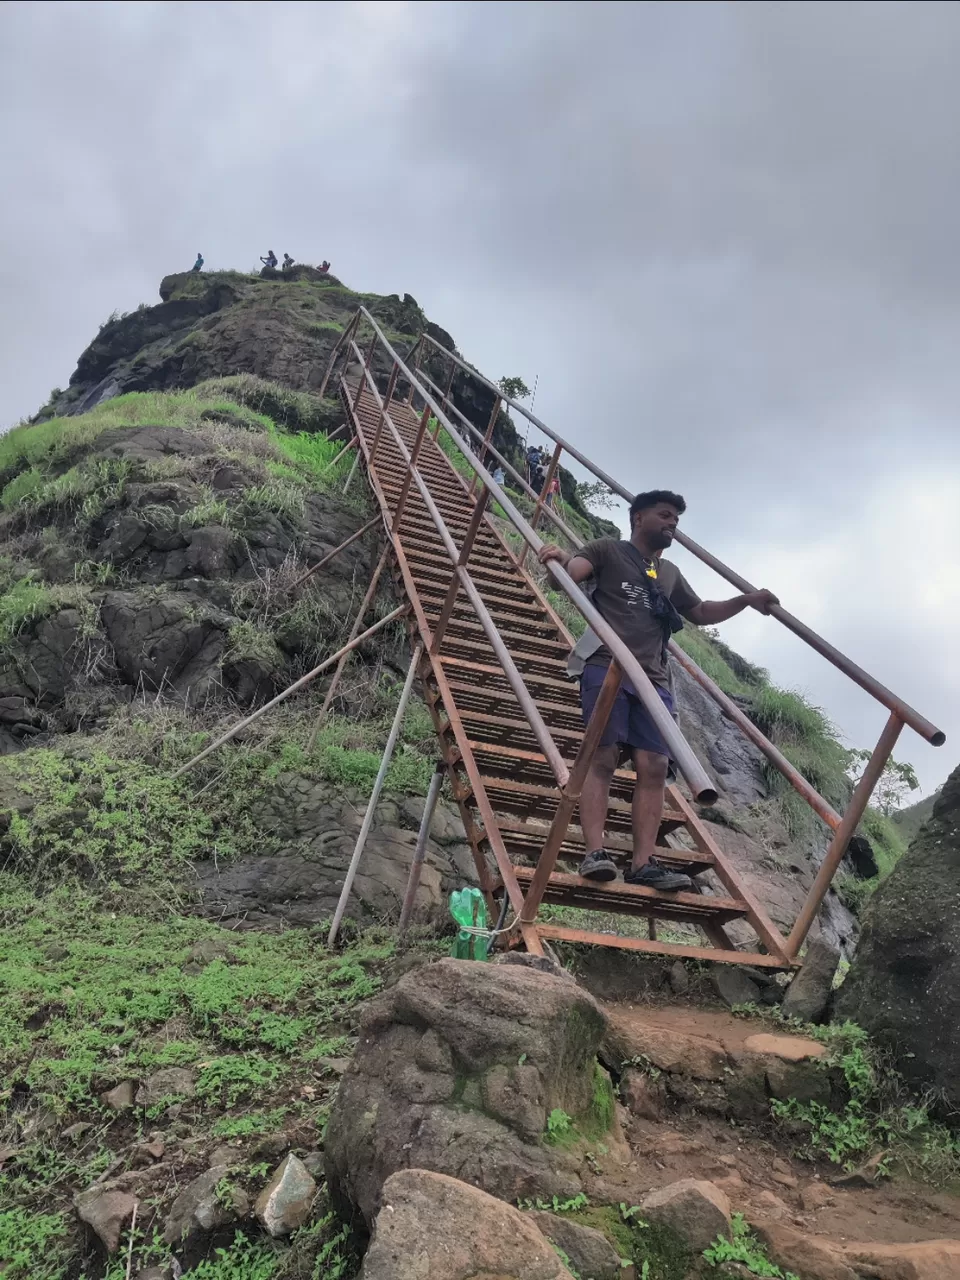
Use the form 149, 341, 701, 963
578, 538, 701, 688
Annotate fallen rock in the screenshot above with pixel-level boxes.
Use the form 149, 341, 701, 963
135, 1067, 196, 1108
799, 1180, 834, 1212
207, 1144, 243, 1169
619, 1068, 667, 1121
359, 1168, 575, 1279
100, 1081, 135, 1111
254, 1153, 317, 1238
163, 1168, 250, 1245
668, 959, 690, 995
827, 1149, 889, 1189
62, 1121, 93, 1142
326, 958, 608, 1223
527, 1209, 626, 1280
75, 1186, 139, 1254
712, 967, 761, 1009
639, 1178, 730, 1252
781, 938, 840, 1023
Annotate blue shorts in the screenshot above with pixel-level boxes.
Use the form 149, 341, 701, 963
579, 663, 675, 757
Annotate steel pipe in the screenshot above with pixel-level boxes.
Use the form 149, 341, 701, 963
785, 712, 904, 958
328, 643, 424, 946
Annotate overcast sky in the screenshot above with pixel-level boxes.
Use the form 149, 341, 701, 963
1, 0, 958, 795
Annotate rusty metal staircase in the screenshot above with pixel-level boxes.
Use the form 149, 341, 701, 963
318, 308, 945, 970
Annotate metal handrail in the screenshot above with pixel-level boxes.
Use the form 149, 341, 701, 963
417, 364, 844, 832
343, 310, 718, 805
415, 333, 945, 749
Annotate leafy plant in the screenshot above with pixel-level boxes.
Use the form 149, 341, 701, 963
0, 1206, 69, 1280
703, 1212, 798, 1278
545, 1107, 573, 1140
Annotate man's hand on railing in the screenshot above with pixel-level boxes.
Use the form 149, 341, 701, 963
537, 544, 569, 567
746, 589, 780, 615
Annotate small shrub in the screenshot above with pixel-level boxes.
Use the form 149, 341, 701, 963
703, 1212, 798, 1277
0, 577, 56, 643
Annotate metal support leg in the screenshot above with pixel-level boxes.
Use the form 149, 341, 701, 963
398, 762, 445, 933
342, 451, 361, 494
328, 643, 424, 946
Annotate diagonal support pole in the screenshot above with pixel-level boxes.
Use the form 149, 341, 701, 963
171, 605, 408, 779
327, 642, 424, 946
398, 761, 446, 933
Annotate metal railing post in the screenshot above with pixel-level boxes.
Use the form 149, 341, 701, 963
352, 332, 377, 410
784, 712, 905, 957
468, 395, 501, 495
519, 440, 563, 567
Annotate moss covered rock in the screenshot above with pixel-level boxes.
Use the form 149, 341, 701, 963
837, 762, 960, 1107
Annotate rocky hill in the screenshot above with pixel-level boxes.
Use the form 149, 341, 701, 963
0, 264, 941, 1280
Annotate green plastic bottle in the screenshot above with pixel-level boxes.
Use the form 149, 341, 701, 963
449, 887, 489, 961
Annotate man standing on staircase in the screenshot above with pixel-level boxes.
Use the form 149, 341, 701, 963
539, 490, 778, 892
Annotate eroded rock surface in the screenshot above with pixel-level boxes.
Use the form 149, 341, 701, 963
838, 764, 960, 1108
325, 958, 611, 1223
359, 1169, 575, 1280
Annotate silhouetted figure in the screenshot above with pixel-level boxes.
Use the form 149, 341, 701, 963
192, 253, 204, 272
319, 260, 330, 274
525, 444, 542, 485
260, 250, 278, 269
282, 253, 294, 270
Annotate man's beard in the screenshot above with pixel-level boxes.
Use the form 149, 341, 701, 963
649, 530, 673, 550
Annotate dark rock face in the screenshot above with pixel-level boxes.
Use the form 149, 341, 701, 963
837, 763, 960, 1107
325, 958, 609, 1223
0, 423, 375, 740
194, 787, 477, 930
46, 272, 390, 421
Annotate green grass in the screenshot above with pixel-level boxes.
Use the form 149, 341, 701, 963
730, 1009, 960, 1185
0, 882, 392, 1277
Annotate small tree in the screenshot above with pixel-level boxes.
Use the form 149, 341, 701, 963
576, 479, 618, 512
846, 750, 920, 816
497, 376, 531, 401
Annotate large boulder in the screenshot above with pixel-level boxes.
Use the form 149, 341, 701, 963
325, 957, 611, 1224
837, 764, 960, 1107
359, 1169, 575, 1280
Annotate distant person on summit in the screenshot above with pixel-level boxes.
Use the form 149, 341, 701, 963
282, 253, 295, 270
538, 491, 778, 892
191, 253, 204, 272
319, 260, 331, 274
260, 249, 278, 269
